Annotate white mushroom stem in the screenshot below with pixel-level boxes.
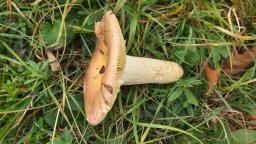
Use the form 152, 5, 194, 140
120, 55, 183, 85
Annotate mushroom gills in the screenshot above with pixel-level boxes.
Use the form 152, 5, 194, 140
120, 55, 183, 85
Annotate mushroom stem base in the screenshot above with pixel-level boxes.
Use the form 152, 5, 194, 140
120, 55, 183, 85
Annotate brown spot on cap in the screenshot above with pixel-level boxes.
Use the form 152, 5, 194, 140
99, 66, 105, 74
100, 49, 104, 54
102, 83, 113, 94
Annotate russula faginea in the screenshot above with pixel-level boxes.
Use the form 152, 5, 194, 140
84, 10, 183, 125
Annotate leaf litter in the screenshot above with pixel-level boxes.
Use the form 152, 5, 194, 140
223, 47, 256, 76
202, 61, 219, 95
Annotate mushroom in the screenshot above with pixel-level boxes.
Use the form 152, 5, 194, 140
84, 10, 183, 125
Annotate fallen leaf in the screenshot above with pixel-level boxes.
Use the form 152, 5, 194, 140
223, 47, 256, 76
203, 61, 219, 95
219, 109, 256, 130
18, 87, 29, 94
203, 62, 219, 86
45, 49, 60, 72
247, 115, 256, 121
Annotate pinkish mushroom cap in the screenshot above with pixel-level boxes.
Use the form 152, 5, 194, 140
83, 10, 126, 125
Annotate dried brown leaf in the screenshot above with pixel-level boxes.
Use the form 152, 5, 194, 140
247, 115, 256, 121
223, 47, 256, 76
203, 61, 219, 95
46, 50, 60, 72
18, 87, 29, 94
203, 62, 219, 86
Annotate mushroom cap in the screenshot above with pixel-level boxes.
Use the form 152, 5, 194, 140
83, 10, 126, 125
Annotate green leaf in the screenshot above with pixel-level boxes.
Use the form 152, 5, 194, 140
66, 95, 84, 111
44, 109, 58, 128
167, 89, 183, 103
229, 129, 256, 144
211, 46, 229, 64
177, 78, 202, 88
177, 129, 206, 144
63, 127, 73, 143
127, 11, 138, 49
174, 36, 200, 67
239, 62, 256, 82
184, 89, 199, 106
47, 127, 73, 144
114, 0, 127, 12
206, 32, 230, 65
40, 20, 74, 46
175, 48, 200, 67
186, 52, 200, 66
40, 21, 60, 45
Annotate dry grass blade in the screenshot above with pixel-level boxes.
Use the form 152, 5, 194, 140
214, 26, 256, 40
139, 5, 184, 23
223, 47, 256, 76
172, 42, 239, 47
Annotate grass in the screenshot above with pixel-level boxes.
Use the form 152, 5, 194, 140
0, 0, 256, 143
